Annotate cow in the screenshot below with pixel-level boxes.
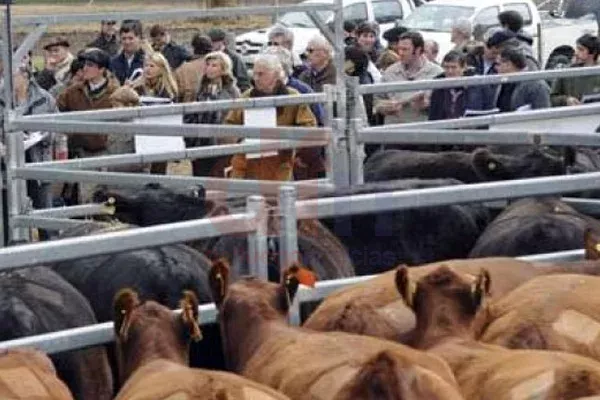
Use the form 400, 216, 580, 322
364, 147, 566, 183
469, 197, 600, 258
397, 264, 600, 399
112, 288, 291, 400
0, 347, 74, 399
318, 179, 490, 275
93, 183, 355, 283
51, 223, 220, 390
0, 266, 113, 400
303, 252, 600, 343
208, 259, 465, 400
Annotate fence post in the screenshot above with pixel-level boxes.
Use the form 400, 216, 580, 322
246, 195, 268, 281
278, 185, 298, 273
346, 77, 365, 186
6, 130, 29, 243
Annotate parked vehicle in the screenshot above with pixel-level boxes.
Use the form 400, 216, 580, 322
402, 0, 542, 63
235, 0, 417, 70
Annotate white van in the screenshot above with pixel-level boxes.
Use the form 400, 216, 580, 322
235, 0, 418, 70
401, 0, 542, 63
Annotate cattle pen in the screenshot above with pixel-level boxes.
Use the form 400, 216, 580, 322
2, 0, 600, 362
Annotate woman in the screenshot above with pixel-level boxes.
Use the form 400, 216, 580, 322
225, 53, 317, 181
129, 51, 179, 173
183, 51, 241, 176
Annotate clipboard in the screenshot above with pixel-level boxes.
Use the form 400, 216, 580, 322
243, 107, 279, 159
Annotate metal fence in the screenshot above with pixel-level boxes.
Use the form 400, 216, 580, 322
2, 1, 600, 362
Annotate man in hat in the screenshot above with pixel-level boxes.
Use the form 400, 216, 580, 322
356, 21, 381, 63
377, 25, 408, 71
43, 36, 75, 85
149, 24, 191, 70
207, 27, 250, 91
175, 34, 213, 103
486, 28, 539, 71
87, 20, 119, 56
57, 48, 120, 204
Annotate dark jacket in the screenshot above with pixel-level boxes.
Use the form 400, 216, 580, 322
298, 60, 337, 93
160, 41, 191, 70
87, 34, 119, 57
287, 77, 325, 126
428, 71, 491, 120
109, 49, 145, 85
224, 48, 251, 92
494, 76, 551, 112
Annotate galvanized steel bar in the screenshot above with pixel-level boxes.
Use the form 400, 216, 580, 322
333, 0, 346, 122
561, 198, 600, 215
278, 186, 298, 272
27, 202, 115, 218
27, 140, 328, 170
518, 249, 585, 262
20, 93, 328, 121
14, 167, 336, 196
11, 119, 331, 142
1, 7, 14, 248
12, 24, 47, 67
359, 65, 600, 95
6, 132, 28, 242
294, 172, 600, 220
11, 3, 335, 25
0, 303, 218, 354
246, 196, 268, 281
364, 102, 600, 131
358, 128, 600, 146
12, 216, 106, 230
0, 213, 255, 270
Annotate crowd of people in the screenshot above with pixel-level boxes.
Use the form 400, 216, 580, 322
3, 10, 600, 208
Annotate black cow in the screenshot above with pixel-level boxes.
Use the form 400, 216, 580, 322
0, 266, 113, 400
364, 147, 566, 183
51, 223, 221, 390
469, 197, 600, 257
318, 179, 491, 276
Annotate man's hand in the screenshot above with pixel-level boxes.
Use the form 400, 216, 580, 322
566, 97, 581, 106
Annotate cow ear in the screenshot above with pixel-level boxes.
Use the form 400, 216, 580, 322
584, 229, 600, 260
179, 290, 202, 342
113, 288, 140, 342
281, 262, 317, 304
395, 265, 416, 309
471, 268, 491, 310
208, 258, 230, 307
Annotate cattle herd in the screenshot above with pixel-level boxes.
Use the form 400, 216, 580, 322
6, 144, 600, 399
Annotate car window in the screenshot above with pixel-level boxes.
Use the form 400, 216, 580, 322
344, 2, 368, 23
373, 0, 404, 24
403, 4, 474, 32
504, 3, 533, 26
473, 6, 501, 32
277, 10, 334, 28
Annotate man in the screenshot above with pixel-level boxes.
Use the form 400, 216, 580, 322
299, 35, 337, 93
343, 20, 357, 46
207, 27, 251, 91
58, 48, 119, 203
149, 24, 191, 70
174, 34, 213, 103
49, 56, 85, 98
494, 47, 550, 112
266, 24, 305, 77
225, 53, 316, 181
42, 36, 75, 85
498, 10, 534, 52
450, 18, 474, 53
374, 31, 443, 124
109, 20, 145, 85
486, 26, 539, 71
356, 21, 381, 63
376, 26, 408, 71
551, 34, 600, 107
87, 20, 119, 56
424, 39, 439, 64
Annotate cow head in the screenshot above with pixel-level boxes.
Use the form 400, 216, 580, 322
395, 265, 490, 347
471, 147, 565, 181
585, 229, 600, 260
112, 288, 202, 385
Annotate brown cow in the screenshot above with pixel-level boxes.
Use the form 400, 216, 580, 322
304, 250, 600, 343
209, 259, 465, 400
473, 272, 600, 361
0, 347, 73, 399
112, 288, 291, 400
397, 264, 600, 399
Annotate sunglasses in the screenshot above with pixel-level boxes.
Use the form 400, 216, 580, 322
267, 41, 282, 46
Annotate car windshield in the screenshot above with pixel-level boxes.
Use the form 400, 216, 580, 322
277, 10, 334, 28
403, 4, 475, 32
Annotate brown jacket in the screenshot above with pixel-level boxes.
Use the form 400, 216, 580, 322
57, 77, 120, 152
298, 60, 337, 93
174, 58, 205, 103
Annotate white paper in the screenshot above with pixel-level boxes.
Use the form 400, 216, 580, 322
243, 107, 279, 159
516, 104, 532, 112
23, 131, 49, 151
133, 114, 185, 155
463, 108, 500, 117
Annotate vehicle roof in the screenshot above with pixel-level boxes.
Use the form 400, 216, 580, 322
301, 0, 406, 5
426, 0, 535, 9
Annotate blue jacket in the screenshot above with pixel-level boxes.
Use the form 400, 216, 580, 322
110, 50, 145, 85
287, 77, 325, 126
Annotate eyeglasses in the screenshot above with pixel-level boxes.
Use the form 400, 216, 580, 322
306, 48, 317, 53
267, 41, 282, 46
